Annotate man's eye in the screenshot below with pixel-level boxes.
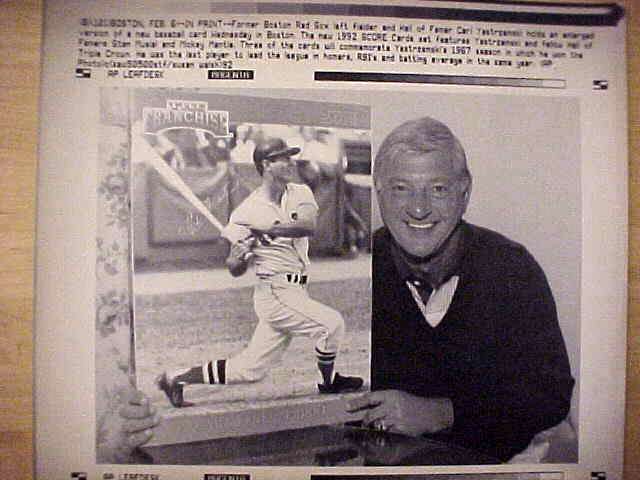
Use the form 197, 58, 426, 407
391, 184, 410, 193
432, 184, 449, 195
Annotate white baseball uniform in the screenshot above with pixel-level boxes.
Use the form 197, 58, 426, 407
210, 182, 345, 384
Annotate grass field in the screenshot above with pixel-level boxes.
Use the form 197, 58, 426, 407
134, 277, 371, 408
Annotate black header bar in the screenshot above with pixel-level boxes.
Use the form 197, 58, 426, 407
210, 2, 624, 27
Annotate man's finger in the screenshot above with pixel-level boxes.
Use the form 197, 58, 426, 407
125, 429, 154, 448
232, 243, 249, 255
361, 405, 387, 427
119, 402, 156, 419
346, 392, 384, 412
122, 414, 160, 434
123, 388, 148, 406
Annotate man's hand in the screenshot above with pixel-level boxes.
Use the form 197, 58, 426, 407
226, 237, 255, 277
97, 388, 160, 463
119, 389, 160, 450
346, 390, 454, 437
229, 237, 255, 261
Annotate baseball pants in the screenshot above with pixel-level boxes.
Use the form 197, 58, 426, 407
221, 275, 345, 384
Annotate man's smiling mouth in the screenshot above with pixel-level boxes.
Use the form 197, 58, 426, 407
406, 221, 437, 230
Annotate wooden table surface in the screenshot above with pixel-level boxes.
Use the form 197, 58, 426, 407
0, 0, 637, 478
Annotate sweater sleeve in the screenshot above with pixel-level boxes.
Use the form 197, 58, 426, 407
448, 246, 575, 461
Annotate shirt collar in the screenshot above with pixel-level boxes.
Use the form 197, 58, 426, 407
255, 182, 291, 207
390, 221, 467, 289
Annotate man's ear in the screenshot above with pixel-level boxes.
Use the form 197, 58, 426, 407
461, 176, 472, 207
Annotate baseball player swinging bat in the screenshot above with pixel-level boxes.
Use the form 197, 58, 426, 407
155, 136, 363, 408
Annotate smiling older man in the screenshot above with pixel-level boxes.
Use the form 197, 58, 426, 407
348, 116, 574, 462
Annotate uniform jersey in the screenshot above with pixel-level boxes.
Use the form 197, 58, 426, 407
222, 183, 318, 276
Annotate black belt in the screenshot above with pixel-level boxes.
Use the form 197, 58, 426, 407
286, 273, 308, 285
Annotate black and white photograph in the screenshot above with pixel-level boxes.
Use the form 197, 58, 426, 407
128, 89, 373, 463
99, 87, 582, 466
366, 96, 580, 465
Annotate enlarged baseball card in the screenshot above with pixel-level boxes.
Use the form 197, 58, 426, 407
126, 88, 372, 463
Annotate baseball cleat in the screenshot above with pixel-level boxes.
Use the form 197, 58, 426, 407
318, 373, 364, 394
156, 372, 187, 408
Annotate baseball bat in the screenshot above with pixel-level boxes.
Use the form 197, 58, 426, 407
145, 138, 225, 232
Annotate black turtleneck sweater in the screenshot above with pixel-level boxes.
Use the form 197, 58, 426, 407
372, 222, 574, 462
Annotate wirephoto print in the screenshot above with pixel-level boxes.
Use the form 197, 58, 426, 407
95, 87, 581, 466
36, 0, 627, 477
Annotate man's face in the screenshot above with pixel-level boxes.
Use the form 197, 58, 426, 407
266, 154, 296, 182
377, 150, 470, 258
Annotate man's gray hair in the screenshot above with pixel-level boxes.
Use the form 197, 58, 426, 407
374, 116, 470, 184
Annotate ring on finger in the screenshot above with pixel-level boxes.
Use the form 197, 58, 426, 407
374, 420, 389, 432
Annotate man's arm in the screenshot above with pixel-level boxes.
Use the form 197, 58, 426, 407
242, 202, 318, 239
448, 249, 574, 461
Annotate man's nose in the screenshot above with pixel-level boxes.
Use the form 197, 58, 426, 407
406, 191, 432, 219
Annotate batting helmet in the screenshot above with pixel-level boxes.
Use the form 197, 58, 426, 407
253, 138, 301, 175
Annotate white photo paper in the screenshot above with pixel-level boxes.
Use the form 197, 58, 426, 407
35, 1, 627, 479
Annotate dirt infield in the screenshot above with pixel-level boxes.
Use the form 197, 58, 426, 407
134, 277, 371, 409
